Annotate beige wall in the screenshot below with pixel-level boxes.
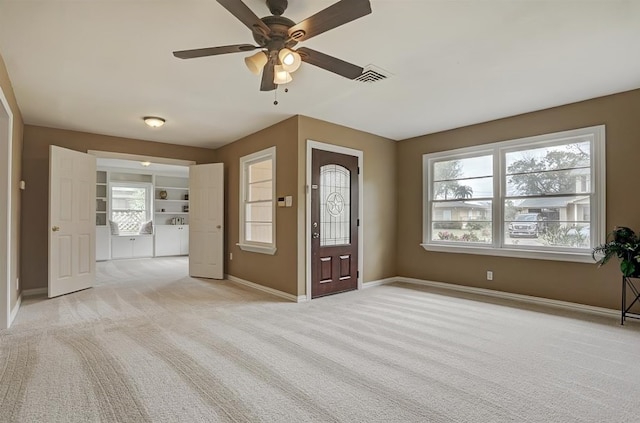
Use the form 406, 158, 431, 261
215, 117, 299, 295
298, 116, 397, 294
396, 89, 640, 309
214, 114, 397, 298
21, 125, 217, 290
0, 53, 23, 317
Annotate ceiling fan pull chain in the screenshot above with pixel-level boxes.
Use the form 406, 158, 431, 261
273, 86, 279, 106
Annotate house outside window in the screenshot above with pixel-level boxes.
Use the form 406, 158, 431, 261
110, 183, 152, 234
238, 147, 277, 255
423, 125, 605, 262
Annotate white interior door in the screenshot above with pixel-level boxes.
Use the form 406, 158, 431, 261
49, 146, 96, 298
0, 85, 12, 329
189, 163, 224, 279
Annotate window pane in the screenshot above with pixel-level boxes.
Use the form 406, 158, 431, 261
248, 180, 272, 201
433, 176, 493, 200
505, 141, 590, 172
433, 155, 492, 181
111, 185, 148, 233
505, 140, 591, 194
506, 168, 591, 196
320, 164, 351, 246
246, 222, 272, 243
504, 196, 590, 248
249, 159, 272, 183
246, 202, 272, 223
431, 201, 492, 244
433, 155, 493, 201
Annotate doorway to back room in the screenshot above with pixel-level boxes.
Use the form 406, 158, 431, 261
95, 157, 191, 263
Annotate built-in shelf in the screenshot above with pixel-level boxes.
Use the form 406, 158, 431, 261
155, 175, 189, 225
156, 186, 190, 191
96, 170, 108, 226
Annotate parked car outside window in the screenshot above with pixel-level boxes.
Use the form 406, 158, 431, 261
508, 213, 546, 238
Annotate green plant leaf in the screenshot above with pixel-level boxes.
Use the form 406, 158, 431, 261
621, 260, 636, 277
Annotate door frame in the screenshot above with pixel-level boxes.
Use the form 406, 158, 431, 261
305, 140, 363, 300
0, 83, 13, 329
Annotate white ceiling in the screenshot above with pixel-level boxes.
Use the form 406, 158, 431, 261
1, 0, 639, 149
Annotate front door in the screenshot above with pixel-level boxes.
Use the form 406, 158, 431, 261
189, 163, 224, 279
311, 149, 359, 298
48, 146, 96, 298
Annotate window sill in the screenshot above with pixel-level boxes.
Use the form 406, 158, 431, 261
237, 243, 277, 255
420, 243, 595, 263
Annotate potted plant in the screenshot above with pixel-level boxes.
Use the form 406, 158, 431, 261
592, 226, 640, 277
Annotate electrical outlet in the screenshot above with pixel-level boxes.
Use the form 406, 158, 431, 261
229, 253, 233, 261
486, 271, 493, 281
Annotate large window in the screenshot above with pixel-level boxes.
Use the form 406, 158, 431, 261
238, 147, 276, 255
110, 183, 152, 234
423, 125, 605, 262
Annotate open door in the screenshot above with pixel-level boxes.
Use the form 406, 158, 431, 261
189, 163, 224, 279
1, 85, 12, 328
49, 146, 96, 298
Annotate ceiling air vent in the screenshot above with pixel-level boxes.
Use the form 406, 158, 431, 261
355, 65, 391, 83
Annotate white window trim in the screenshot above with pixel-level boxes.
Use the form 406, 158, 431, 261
238, 146, 277, 255
422, 125, 606, 263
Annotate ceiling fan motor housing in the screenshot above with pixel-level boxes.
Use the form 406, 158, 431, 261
266, 0, 288, 16
253, 15, 299, 51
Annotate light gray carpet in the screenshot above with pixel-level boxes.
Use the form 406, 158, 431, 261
1, 257, 639, 422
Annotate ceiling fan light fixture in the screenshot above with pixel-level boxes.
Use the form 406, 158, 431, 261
244, 51, 268, 75
278, 48, 301, 73
143, 116, 165, 128
273, 65, 293, 85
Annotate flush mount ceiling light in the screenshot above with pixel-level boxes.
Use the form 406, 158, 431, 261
143, 116, 165, 128
140, 161, 151, 167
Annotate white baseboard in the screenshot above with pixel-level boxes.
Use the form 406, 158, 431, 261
22, 288, 47, 297
225, 275, 306, 303
392, 276, 618, 318
223, 273, 618, 317
362, 277, 397, 289
10, 294, 21, 326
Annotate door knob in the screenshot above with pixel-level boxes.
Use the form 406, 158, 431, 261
216, 225, 221, 229
52, 226, 60, 232
312, 232, 320, 239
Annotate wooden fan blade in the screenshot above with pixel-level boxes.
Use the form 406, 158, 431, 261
297, 47, 363, 80
173, 44, 258, 59
216, 0, 271, 38
288, 0, 371, 43
260, 55, 277, 91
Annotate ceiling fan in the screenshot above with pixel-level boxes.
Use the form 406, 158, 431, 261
173, 0, 372, 91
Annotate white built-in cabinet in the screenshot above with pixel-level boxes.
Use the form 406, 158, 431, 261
154, 225, 189, 256
94, 168, 190, 260
111, 235, 154, 259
